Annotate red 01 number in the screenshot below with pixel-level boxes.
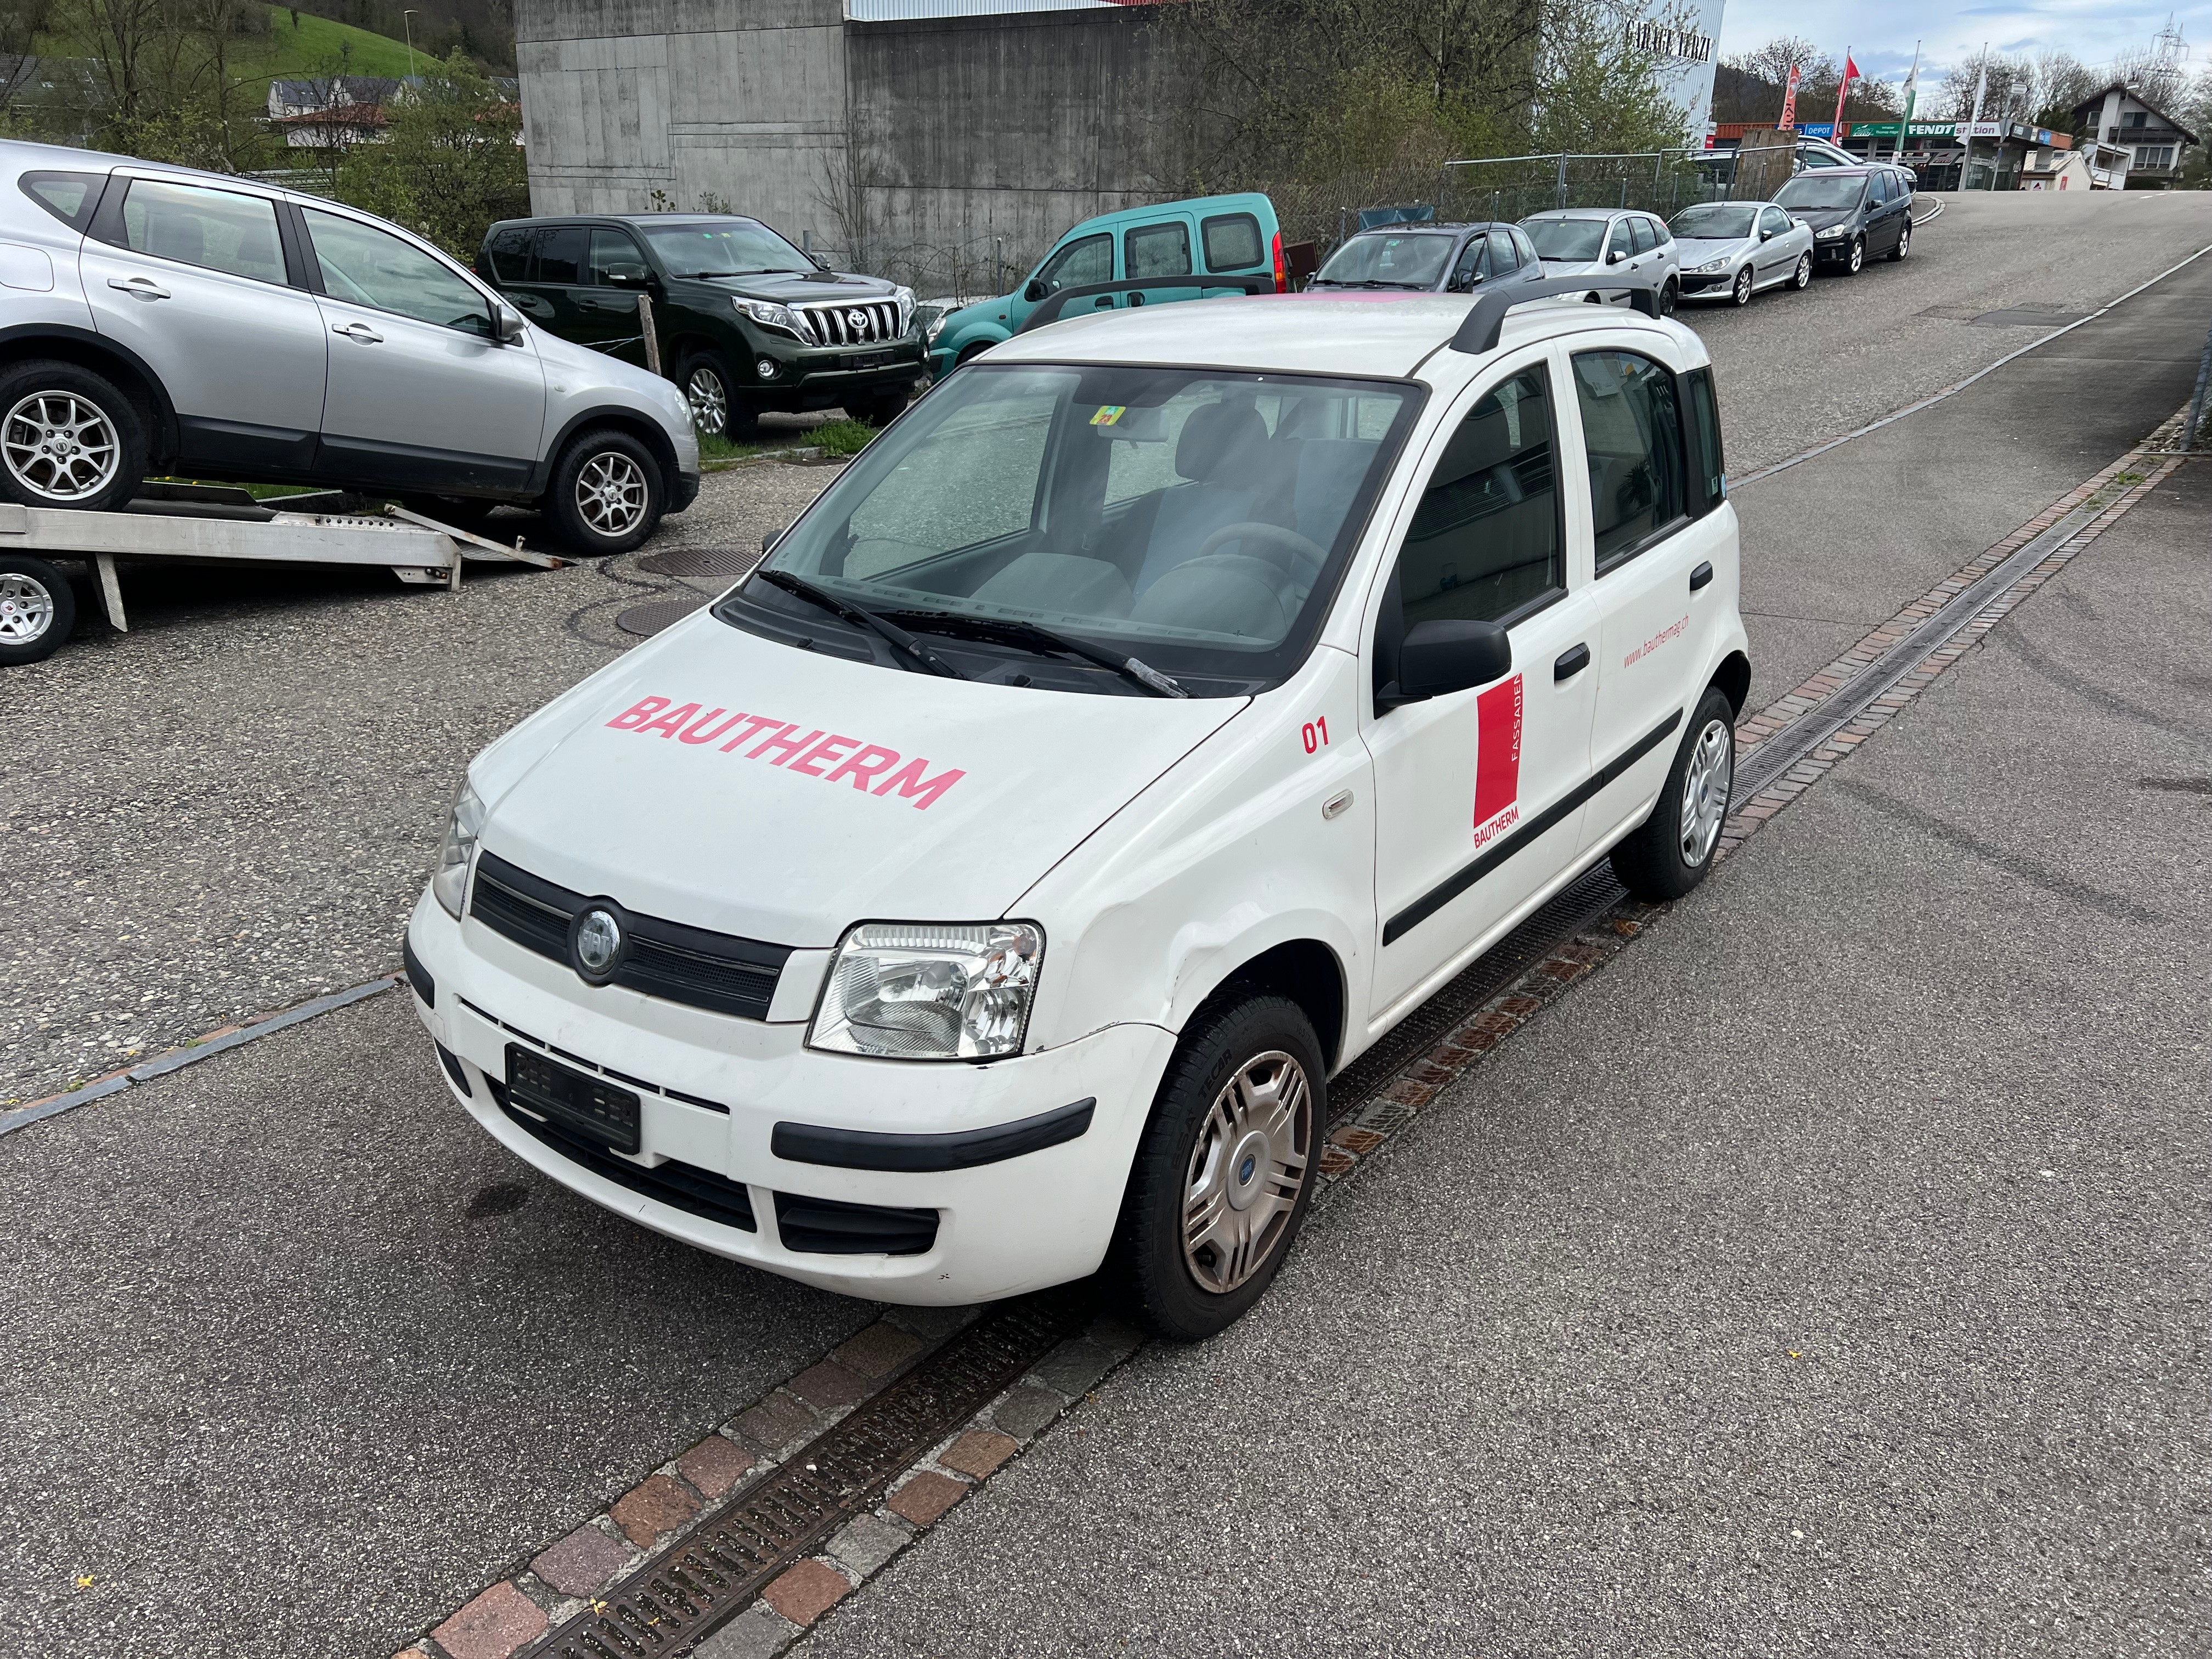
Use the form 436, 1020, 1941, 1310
1301, 716, 1330, 754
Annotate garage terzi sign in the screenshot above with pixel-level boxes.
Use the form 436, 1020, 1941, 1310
1626, 19, 1714, 61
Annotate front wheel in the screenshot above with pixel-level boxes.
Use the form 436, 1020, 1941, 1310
1791, 252, 1812, 290
1889, 222, 1912, 262
546, 428, 664, 555
1730, 266, 1753, 307
1846, 236, 1865, 275
1611, 686, 1735, 902
857, 386, 911, 427
1111, 992, 1324, 1341
0, 552, 76, 666
679, 352, 735, 439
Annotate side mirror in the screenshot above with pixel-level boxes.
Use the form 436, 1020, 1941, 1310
1759, 227, 1774, 241
1391, 618, 1513, 704
603, 263, 653, 289
1023, 279, 1047, 303
1605, 247, 1626, 266
492, 302, 527, 345
811, 253, 832, 271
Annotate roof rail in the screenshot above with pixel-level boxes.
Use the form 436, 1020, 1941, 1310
1449, 271, 1666, 356
1017, 274, 1274, 333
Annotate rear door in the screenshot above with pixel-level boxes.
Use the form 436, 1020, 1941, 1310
524, 224, 602, 346
299, 204, 545, 492
79, 173, 328, 476
1122, 213, 1198, 312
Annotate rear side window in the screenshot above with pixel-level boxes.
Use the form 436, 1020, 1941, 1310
1573, 350, 1688, 570
1396, 364, 1562, 627
1125, 220, 1191, 279
1511, 228, 1538, 267
1200, 212, 1263, 272
484, 225, 533, 281
1628, 217, 1655, 255
535, 225, 587, 285
20, 171, 105, 232
119, 179, 286, 284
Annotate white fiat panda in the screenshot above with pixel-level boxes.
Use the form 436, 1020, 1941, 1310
405, 276, 1750, 1339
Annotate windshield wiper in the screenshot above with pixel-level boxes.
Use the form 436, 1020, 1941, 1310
1311, 277, 1419, 289
752, 569, 967, 679
889, 610, 1187, 698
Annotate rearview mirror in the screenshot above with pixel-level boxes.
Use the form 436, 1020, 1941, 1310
1023, 279, 1047, 303
1391, 618, 1513, 704
492, 302, 526, 345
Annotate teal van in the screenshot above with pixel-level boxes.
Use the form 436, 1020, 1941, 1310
925, 193, 1282, 379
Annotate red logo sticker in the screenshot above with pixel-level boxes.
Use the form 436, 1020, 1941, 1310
603, 696, 966, 809
1471, 673, 1523, 845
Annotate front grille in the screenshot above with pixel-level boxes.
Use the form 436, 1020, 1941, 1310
469, 851, 791, 1022
492, 1084, 758, 1232
795, 298, 904, 347
774, 1191, 939, 1256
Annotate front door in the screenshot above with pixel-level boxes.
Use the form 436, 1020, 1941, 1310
80, 174, 328, 477
579, 227, 656, 366
1365, 351, 1602, 1016
298, 205, 546, 493
1564, 343, 1728, 854
1012, 230, 1115, 330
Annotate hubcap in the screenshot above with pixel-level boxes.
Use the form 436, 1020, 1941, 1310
1850, 241, 1863, 272
1678, 717, 1733, 867
1182, 1049, 1312, 1295
0, 569, 55, 643
1735, 269, 1752, 304
3, 391, 120, 503
686, 366, 728, 437
1796, 255, 1810, 286
575, 452, 648, 539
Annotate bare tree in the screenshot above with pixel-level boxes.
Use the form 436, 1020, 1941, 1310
2109, 45, 2188, 112
0, 0, 49, 123
1723, 35, 1834, 94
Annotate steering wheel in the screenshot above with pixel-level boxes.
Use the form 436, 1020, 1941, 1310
1193, 520, 1329, 573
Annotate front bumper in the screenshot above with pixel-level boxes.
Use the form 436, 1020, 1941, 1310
1812, 236, 1859, 263
1677, 268, 1737, 294
404, 889, 1173, 1304
753, 333, 928, 410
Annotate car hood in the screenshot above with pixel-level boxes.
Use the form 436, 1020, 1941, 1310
1673, 235, 1751, 260
685, 270, 900, 303
1788, 207, 1858, 229
472, 611, 1248, 947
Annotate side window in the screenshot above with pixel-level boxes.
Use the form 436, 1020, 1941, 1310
588, 228, 647, 285
21, 171, 105, 232
534, 225, 586, 285
1200, 212, 1263, 272
1760, 207, 1792, 237
1648, 216, 1671, 246
1627, 217, 1655, 255
1125, 220, 1191, 280
1035, 232, 1112, 293
118, 179, 285, 283
1394, 363, 1562, 629
1487, 229, 1517, 272
1511, 228, 1539, 267
1449, 238, 1486, 289
1866, 173, 1888, 205
1573, 351, 1688, 570
484, 226, 534, 282
302, 207, 490, 335
1685, 367, 1725, 515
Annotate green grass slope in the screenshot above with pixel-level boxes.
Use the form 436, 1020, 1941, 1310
238, 8, 420, 84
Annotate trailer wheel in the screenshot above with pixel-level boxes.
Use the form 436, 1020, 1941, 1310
0, 553, 76, 665
0, 359, 146, 512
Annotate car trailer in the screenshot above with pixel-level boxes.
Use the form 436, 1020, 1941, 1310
0, 484, 562, 666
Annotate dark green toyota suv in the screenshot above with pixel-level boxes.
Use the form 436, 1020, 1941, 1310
477, 214, 924, 439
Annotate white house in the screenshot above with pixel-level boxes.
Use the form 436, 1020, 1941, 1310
2070, 83, 2196, 187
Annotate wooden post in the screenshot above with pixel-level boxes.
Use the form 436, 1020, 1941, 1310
637, 292, 663, 378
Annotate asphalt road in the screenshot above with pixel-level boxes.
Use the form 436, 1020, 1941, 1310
1, 190, 2209, 1657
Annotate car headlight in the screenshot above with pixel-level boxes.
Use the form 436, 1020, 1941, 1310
432, 780, 487, 918
1816, 225, 1847, 239
894, 284, 916, 335
809, 921, 1043, 1060
921, 304, 949, 343
735, 297, 803, 337
1696, 256, 1733, 273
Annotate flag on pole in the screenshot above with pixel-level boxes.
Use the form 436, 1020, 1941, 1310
1832, 51, 1859, 129
1779, 63, 1802, 131
1901, 41, 1921, 127
1970, 48, 1988, 125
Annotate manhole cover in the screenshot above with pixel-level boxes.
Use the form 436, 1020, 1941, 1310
636, 545, 763, 579
617, 597, 707, 637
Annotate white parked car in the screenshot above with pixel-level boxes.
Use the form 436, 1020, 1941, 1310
1667, 200, 1815, 306
405, 276, 1751, 1339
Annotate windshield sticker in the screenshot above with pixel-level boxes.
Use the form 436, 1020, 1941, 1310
1471, 673, 1523, 849
605, 696, 966, 809
1088, 405, 1127, 426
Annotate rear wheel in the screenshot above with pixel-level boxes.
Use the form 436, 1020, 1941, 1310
546, 427, 663, 555
1659, 278, 1679, 317
0, 360, 145, 512
1730, 266, 1754, 307
0, 553, 75, 666
1111, 991, 1324, 1341
1611, 686, 1735, 902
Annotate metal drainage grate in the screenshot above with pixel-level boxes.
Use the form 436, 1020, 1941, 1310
517, 1290, 1089, 1658
636, 545, 764, 580
616, 598, 708, 637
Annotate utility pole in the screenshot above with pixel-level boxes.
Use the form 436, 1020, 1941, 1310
403, 9, 419, 80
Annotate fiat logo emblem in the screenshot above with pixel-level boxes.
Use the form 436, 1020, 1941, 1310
571, 905, 624, 984
847, 307, 869, 335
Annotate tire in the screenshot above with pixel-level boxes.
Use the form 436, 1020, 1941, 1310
1846, 236, 1865, 275
1730, 266, 1753, 307
1889, 222, 1911, 262
953, 341, 991, 370
0, 359, 146, 512
1659, 278, 1679, 318
0, 552, 76, 666
1610, 686, 1736, 902
1791, 252, 1812, 290
679, 351, 736, 439
546, 427, 664, 555
1111, 991, 1325, 1341
857, 387, 911, 427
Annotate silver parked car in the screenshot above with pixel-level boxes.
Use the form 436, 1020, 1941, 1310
1518, 208, 1681, 314
0, 139, 698, 552
1666, 200, 1814, 306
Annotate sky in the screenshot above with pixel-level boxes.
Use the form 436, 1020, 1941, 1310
1714, 0, 2212, 89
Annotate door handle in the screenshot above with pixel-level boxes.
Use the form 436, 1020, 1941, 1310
333, 322, 384, 343
108, 276, 169, 299
1554, 643, 1590, 681
1689, 560, 1714, 592
1092, 295, 1114, 309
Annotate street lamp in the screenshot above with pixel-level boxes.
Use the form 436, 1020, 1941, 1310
403, 8, 419, 80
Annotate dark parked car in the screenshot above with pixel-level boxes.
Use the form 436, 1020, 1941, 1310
1773, 165, 1917, 275
478, 214, 925, 438
1307, 221, 1545, 294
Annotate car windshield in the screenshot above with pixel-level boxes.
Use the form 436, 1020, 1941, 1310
719, 364, 1420, 695
1312, 233, 1452, 288
1669, 203, 1757, 239
638, 217, 811, 275
1776, 176, 1866, 210
1523, 219, 1609, 261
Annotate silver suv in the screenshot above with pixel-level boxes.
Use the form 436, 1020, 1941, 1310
0, 139, 699, 553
